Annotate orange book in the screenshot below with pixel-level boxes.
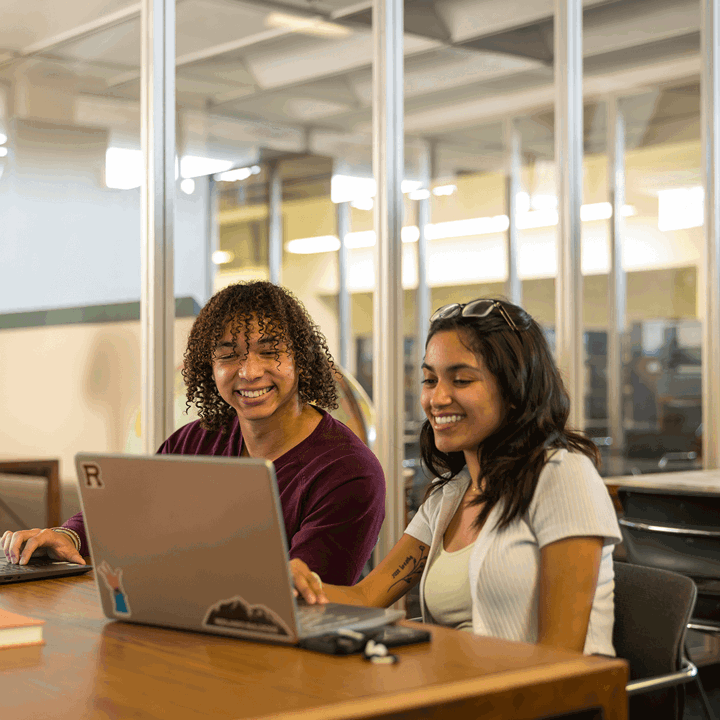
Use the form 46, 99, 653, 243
0, 609, 44, 649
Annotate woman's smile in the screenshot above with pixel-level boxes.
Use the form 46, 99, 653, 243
421, 329, 505, 460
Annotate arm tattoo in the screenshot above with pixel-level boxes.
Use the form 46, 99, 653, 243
388, 544, 429, 592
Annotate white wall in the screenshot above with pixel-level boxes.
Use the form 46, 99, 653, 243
0, 118, 210, 314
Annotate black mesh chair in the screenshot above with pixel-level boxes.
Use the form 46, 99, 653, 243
617, 488, 720, 635
613, 562, 699, 720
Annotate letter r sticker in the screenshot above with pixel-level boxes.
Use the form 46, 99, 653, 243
82, 463, 104, 488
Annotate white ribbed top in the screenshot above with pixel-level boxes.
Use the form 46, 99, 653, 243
424, 542, 474, 632
406, 450, 622, 655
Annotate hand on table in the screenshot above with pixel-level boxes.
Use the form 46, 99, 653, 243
1, 527, 85, 566
290, 558, 328, 605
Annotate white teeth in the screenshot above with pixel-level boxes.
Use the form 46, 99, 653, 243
434, 415, 464, 425
237, 387, 272, 398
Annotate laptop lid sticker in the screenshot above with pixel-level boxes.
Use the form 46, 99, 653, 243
97, 561, 131, 617
203, 596, 292, 639
81, 462, 104, 489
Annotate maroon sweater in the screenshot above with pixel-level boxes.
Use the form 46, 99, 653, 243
64, 409, 386, 585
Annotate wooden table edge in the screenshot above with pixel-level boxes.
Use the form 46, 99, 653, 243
254, 655, 628, 720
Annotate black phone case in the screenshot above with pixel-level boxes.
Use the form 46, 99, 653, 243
368, 626, 431, 647
298, 626, 431, 655
298, 633, 367, 655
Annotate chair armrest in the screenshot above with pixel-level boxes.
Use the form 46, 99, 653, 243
688, 621, 720, 633
619, 518, 720, 538
626, 659, 698, 696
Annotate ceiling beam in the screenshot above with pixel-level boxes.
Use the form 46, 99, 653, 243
0, 4, 142, 72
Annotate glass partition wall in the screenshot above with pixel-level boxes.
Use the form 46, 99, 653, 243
3, 0, 720, 542
0, 2, 145, 516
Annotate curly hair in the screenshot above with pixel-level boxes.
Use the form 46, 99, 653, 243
420, 298, 599, 531
183, 281, 339, 431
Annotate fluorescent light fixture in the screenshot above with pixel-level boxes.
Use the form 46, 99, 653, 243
266, 11, 351, 38
0, 147, 7, 158
285, 202, 639, 254
332, 175, 430, 204
580, 202, 612, 222
658, 187, 704, 231
0, 133, 7, 145
345, 231, 375, 249
401, 226, 420, 242
286, 235, 341, 254
515, 191, 531, 213
428, 215, 509, 239
180, 178, 195, 195
408, 188, 431, 201
181, 155, 233, 179
215, 165, 261, 183
351, 197, 373, 211
432, 185, 456, 196
332, 174, 375, 204
105, 147, 143, 190
401, 180, 422, 194
517, 209, 558, 230
530, 194, 558, 211
212, 250, 235, 265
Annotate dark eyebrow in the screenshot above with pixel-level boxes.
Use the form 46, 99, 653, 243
256, 335, 280, 346
214, 340, 235, 350
421, 362, 481, 373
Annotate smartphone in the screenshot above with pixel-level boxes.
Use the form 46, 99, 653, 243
369, 625, 431, 648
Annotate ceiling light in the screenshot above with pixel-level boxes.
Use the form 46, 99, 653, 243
658, 187, 704, 231
350, 197, 373, 211
332, 174, 375, 204
181, 155, 233, 179
408, 189, 431, 201
285, 202, 638, 255
0, 147, 7, 158
215, 165, 262, 183
266, 12, 351, 38
105, 147, 143, 190
212, 250, 235, 265
180, 178, 195, 195
286, 235, 341, 254
429, 216, 510, 239
530, 194, 558, 211
0, 133, 7, 145
432, 185, 456, 196
401, 180, 422, 194
345, 231, 375, 249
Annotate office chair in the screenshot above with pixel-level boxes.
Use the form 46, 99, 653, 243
617, 488, 720, 635
613, 562, 700, 720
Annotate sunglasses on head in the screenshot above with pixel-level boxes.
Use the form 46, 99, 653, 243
430, 299, 519, 332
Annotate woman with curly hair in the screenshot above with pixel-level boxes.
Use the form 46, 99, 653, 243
3, 282, 386, 586
292, 298, 621, 654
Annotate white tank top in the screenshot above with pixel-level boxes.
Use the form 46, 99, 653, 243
423, 542, 474, 632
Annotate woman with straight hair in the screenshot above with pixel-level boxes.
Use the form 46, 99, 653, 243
292, 298, 621, 654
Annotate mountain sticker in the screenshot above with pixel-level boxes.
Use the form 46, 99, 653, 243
203, 596, 292, 639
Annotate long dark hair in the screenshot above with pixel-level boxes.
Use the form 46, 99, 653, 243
183, 281, 338, 431
420, 298, 599, 530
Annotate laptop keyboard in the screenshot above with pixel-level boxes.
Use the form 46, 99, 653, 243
296, 604, 369, 633
0, 558, 80, 575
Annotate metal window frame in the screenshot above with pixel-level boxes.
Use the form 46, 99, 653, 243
373, 0, 405, 558
140, 0, 175, 453
555, 0, 584, 431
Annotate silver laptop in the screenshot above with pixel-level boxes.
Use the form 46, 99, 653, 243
75, 452, 403, 644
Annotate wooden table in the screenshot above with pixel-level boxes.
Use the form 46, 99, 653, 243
0, 458, 61, 528
0, 574, 628, 720
605, 468, 720, 496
